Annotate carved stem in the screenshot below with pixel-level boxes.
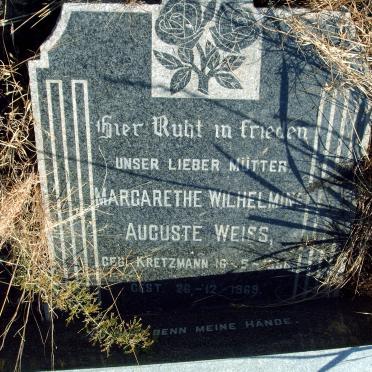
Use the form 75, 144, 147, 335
197, 73, 209, 94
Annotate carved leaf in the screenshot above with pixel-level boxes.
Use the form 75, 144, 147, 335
205, 40, 214, 56
170, 68, 192, 94
220, 55, 246, 71
206, 49, 220, 70
215, 72, 243, 89
178, 47, 194, 64
154, 50, 183, 70
201, 0, 217, 27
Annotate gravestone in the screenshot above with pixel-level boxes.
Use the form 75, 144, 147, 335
29, 0, 370, 310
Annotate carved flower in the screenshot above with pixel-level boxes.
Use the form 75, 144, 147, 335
155, 0, 205, 48
210, 3, 259, 54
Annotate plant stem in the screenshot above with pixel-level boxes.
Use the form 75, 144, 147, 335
197, 73, 209, 94
196, 42, 206, 72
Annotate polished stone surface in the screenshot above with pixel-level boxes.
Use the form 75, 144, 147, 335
2, 297, 372, 370
29, 1, 370, 301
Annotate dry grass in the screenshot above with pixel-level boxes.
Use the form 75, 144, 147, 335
0, 55, 152, 372
273, 0, 372, 294
0, 59, 34, 181
281, 0, 372, 98
321, 155, 372, 295
254, 0, 372, 295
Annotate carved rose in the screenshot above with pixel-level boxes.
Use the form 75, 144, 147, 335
210, 3, 259, 54
155, 0, 205, 48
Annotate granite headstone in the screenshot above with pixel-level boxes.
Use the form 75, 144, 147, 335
29, 1, 370, 307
